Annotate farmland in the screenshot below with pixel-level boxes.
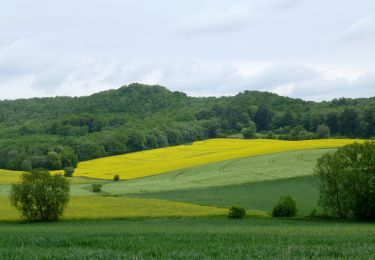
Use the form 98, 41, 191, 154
58, 138, 359, 180
0, 218, 374, 259
0, 138, 373, 259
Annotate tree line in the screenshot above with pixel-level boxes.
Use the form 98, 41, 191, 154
0, 83, 374, 171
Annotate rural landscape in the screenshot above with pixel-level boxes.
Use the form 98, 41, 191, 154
1, 0, 375, 259
0, 84, 374, 258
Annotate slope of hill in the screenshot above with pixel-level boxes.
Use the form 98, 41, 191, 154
59, 138, 357, 180
0, 83, 374, 172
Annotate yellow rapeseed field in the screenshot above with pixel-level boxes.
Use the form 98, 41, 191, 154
69, 138, 361, 180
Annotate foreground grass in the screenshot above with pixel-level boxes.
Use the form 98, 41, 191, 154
0, 218, 374, 259
133, 175, 320, 216
63, 138, 359, 180
0, 196, 229, 221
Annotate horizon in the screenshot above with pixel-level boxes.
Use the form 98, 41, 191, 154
1, 0, 374, 101
1, 82, 373, 103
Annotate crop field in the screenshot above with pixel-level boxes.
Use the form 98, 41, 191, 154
0, 196, 228, 221
0, 218, 374, 259
133, 175, 320, 216
0, 148, 346, 218
103, 149, 332, 194
62, 138, 360, 180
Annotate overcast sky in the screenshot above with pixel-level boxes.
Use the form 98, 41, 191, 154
1, 0, 375, 101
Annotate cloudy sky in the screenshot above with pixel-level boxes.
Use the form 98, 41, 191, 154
1, 0, 374, 101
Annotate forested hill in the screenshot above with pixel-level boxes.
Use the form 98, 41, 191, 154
1, 83, 374, 171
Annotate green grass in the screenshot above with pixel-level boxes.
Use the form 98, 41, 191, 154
133, 175, 320, 216
102, 149, 333, 195
0, 218, 374, 259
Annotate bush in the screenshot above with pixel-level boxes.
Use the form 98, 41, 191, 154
241, 122, 257, 139
10, 170, 70, 222
113, 174, 120, 181
315, 142, 375, 220
64, 167, 74, 177
272, 195, 297, 217
92, 184, 102, 193
228, 206, 246, 219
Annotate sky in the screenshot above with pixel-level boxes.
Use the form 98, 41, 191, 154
1, 0, 375, 101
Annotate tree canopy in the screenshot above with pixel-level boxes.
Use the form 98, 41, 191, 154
0, 83, 374, 171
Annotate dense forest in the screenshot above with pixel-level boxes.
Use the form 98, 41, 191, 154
1, 83, 374, 171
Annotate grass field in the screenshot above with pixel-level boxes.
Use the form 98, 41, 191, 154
0, 218, 374, 259
133, 175, 320, 216
0, 196, 228, 221
102, 149, 331, 195
62, 138, 360, 180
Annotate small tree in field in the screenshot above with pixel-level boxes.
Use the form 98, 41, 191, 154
92, 184, 102, 193
272, 195, 297, 217
241, 122, 257, 139
228, 206, 246, 219
10, 170, 70, 222
64, 167, 74, 177
315, 142, 375, 220
113, 174, 120, 181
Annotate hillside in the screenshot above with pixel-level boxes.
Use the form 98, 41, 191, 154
0, 83, 374, 171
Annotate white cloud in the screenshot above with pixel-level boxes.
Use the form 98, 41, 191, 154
175, 2, 252, 35
341, 17, 375, 42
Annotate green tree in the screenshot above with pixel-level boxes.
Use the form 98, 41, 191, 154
339, 108, 358, 137
241, 121, 257, 139
47, 151, 62, 170
10, 170, 70, 222
316, 124, 330, 138
315, 142, 375, 220
63, 167, 74, 177
254, 105, 272, 131
272, 195, 298, 217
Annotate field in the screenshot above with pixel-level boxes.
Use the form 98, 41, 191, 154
0, 218, 374, 259
0, 138, 373, 259
60, 138, 360, 180
103, 149, 331, 195
134, 175, 320, 215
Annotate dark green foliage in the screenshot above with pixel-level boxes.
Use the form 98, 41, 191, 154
272, 195, 297, 217
241, 121, 257, 139
228, 206, 246, 219
63, 167, 74, 177
315, 142, 375, 220
316, 124, 330, 138
113, 175, 120, 181
254, 105, 272, 131
10, 170, 70, 222
92, 184, 102, 193
0, 219, 374, 259
0, 83, 374, 171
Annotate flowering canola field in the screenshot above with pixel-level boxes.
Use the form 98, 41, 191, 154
71, 138, 360, 180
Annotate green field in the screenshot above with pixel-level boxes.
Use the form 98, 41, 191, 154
103, 149, 333, 195
0, 218, 374, 259
134, 175, 320, 216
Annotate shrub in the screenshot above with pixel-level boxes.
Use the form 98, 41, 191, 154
92, 184, 102, 193
10, 169, 70, 222
315, 142, 375, 220
272, 195, 297, 217
64, 167, 75, 177
113, 175, 120, 181
228, 206, 246, 219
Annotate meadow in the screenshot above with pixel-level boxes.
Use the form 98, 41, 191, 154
0, 218, 374, 259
